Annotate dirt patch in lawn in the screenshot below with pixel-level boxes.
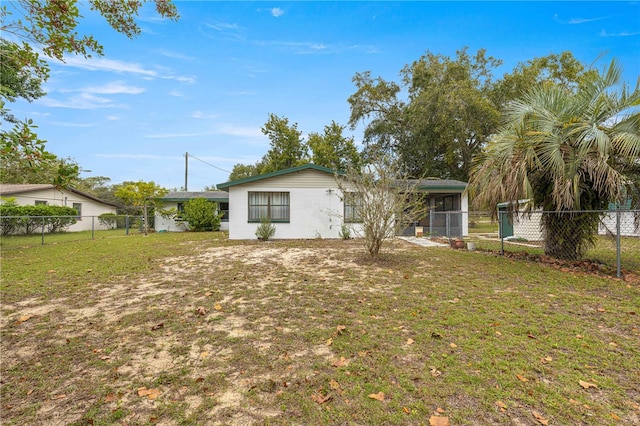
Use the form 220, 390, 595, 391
0, 240, 411, 425
2, 238, 639, 426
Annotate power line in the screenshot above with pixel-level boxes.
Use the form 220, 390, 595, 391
187, 153, 231, 174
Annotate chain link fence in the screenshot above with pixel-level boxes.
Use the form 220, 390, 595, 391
0, 215, 145, 248
466, 210, 639, 278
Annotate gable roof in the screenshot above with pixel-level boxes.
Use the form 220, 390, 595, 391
217, 163, 340, 189
0, 184, 119, 207
159, 190, 229, 202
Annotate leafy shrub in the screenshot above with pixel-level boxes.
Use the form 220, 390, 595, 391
98, 213, 119, 229
255, 217, 276, 241
0, 204, 77, 235
180, 198, 223, 232
339, 224, 352, 240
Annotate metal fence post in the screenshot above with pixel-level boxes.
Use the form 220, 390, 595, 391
126, 215, 130, 235
91, 216, 95, 240
499, 211, 504, 255
446, 212, 450, 238
616, 210, 621, 278
41, 216, 45, 245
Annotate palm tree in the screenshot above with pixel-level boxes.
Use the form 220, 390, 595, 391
470, 60, 640, 260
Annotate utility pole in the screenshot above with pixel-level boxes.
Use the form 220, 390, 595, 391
184, 152, 188, 192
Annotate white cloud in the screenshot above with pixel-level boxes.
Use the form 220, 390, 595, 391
600, 30, 640, 37
169, 90, 184, 97
61, 81, 145, 95
56, 56, 158, 77
155, 49, 195, 60
217, 124, 263, 138
191, 111, 219, 119
52, 56, 194, 83
49, 121, 96, 128
106, 115, 120, 121
568, 16, 606, 24
38, 93, 125, 110
271, 7, 284, 17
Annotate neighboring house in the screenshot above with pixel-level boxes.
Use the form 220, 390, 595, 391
155, 191, 229, 232
0, 184, 118, 232
497, 200, 640, 240
403, 179, 469, 238
217, 164, 468, 240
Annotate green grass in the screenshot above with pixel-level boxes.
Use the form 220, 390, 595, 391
1, 234, 639, 425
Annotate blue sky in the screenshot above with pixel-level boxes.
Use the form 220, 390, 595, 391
10, 1, 640, 190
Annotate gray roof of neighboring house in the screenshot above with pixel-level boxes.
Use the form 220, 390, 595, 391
408, 179, 468, 191
160, 191, 229, 202
0, 184, 119, 207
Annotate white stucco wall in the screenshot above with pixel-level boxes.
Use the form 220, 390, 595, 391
226, 169, 363, 240
2, 187, 117, 232
228, 186, 358, 240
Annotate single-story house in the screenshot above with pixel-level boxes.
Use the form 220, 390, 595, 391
154, 191, 229, 232
0, 184, 118, 232
217, 164, 468, 240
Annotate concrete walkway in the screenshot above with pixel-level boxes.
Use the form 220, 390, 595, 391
398, 236, 449, 247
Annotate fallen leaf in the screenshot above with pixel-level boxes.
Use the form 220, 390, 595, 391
403, 406, 410, 414
196, 306, 206, 316
609, 342, 618, 347
138, 387, 161, 399
326, 338, 333, 346
597, 308, 606, 312
204, 291, 212, 296
429, 415, 450, 426
18, 315, 32, 323
516, 374, 529, 382
104, 393, 117, 402
495, 400, 507, 412
311, 392, 331, 404
47, 270, 56, 273
610, 412, 621, 420
527, 333, 536, 339
368, 392, 385, 401
329, 379, 340, 390
406, 338, 415, 345
449, 343, 458, 348
436, 407, 445, 413
579, 380, 598, 389
332, 356, 349, 368
541, 356, 553, 364
52, 394, 66, 400
495, 331, 502, 336
27, 389, 34, 396
532, 410, 549, 425
200, 351, 209, 359
151, 322, 164, 331
336, 325, 346, 333
430, 366, 442, 377
213, 304, 222, 311
357, 351, 368, 357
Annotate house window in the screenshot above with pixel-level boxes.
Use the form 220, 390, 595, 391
219, 202, 229, 221
73, 203, 82, 220
248, 192, 289, 222
35, 200, 47, 205
176, 202, 185, 218
435, 195, 459, 211
343, 192, 363, 223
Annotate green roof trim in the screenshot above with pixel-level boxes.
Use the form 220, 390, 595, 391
417, 184, 467, 191
217, 163, 342, 189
